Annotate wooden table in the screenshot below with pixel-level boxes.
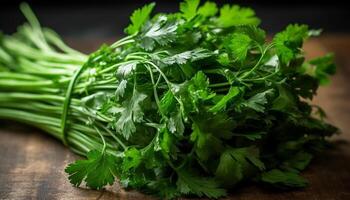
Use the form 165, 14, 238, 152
1, 36, 350, 200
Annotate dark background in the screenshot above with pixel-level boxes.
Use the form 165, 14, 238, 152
1, 0, 349, 39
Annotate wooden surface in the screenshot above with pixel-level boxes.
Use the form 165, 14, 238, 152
1, 35, 350, 200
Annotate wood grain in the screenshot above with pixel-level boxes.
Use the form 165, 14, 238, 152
1, 35, 350, 200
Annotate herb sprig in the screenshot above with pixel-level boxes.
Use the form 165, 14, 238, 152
0, 0, 337, 199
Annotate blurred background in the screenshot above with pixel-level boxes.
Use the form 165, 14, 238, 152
1, 0, 349, 41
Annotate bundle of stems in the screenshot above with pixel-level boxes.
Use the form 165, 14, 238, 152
0, 4, 127, 156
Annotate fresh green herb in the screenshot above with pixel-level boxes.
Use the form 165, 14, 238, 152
0, 0, 338, 199
125, 3, 155, 35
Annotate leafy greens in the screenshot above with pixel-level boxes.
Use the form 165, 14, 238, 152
0, 0, 338, 199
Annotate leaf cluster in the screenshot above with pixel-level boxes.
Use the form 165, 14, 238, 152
65, 1, 337, 197
0, 0, 338, 199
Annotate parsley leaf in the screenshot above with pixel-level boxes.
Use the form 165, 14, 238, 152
122, 148, 142, 172
180, 0, 200, 21
173, 71, 214, 115
261, 169, 308, 188
242, 89, 274, 112
190, 112, 235, 160
198, 1, 218, 17
274, 24, 309, 64
116, 62, 138, 77
125, 3, 155, 35
177, 169, 227, 198
307, 53, 336, 85
216, 147, 265, 187
116, 79, 128, 98
65, 150, 118, 189
228, 33, 253, 61
272, 85, 296, 111
210, 86, 240, 112
140, 16, 178, 51
218, 5, 260, 27
115, 89, 147, 139
281, 151, 313, 173
161, 48, 213, 65
238, 25, 266, 45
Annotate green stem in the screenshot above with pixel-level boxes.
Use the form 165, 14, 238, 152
110, 35, 135, 48
239, 43, 274, 80
209, 82, 231, 88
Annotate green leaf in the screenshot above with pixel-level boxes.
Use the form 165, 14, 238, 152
176, 169, 227, 198
159, 128, 172, 154
122, 148, 142, 172
65, 150, 118, 189
242, 89, 274, 112
218, 5, 260, 28
261, 169, 308, 188
116, 79, 128, 98
180, 0, 200, 21
140, 16, 178, 51
168, 110, 185, 135
159, 90, 176, 115
281, 151, 313, 172
190, 112, 235, 160
190, 121, 223, 160
238, 25, 266, 45
228, 33, 252, 61
217, 53, 230, 66
156, 128, 179, 160
188, 71, 215, 100
116, 62, 137, 77
215, 149, 244, 186
215, 147, 265, 187
125, 3, 156, 35
173, 71, 215, 115
161, 48, 213, 65
309, 53, 336, 85
198, 1, 218, 17
274, 24, 309, 64
116, 90, 147, 139
195, 112, 235, 139
210, 86, 240, 112
272, 85, 295, 111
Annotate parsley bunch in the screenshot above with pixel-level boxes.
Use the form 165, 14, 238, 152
0, 1, 338, 199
